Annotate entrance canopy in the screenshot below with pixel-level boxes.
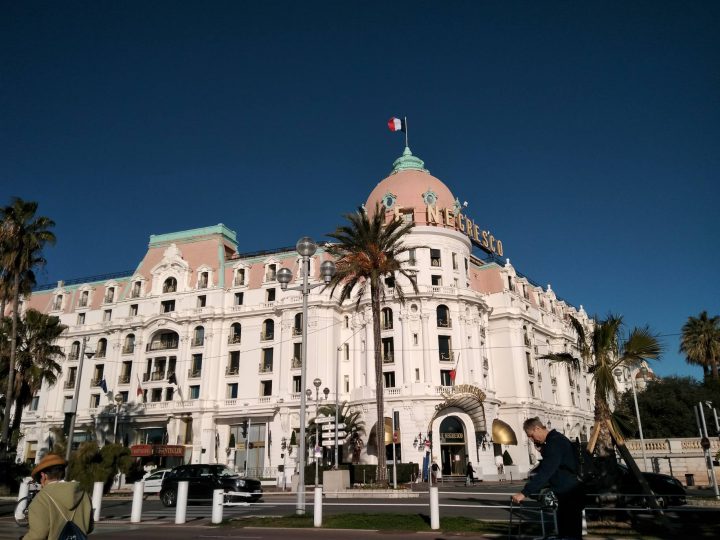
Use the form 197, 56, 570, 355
428, 384, 487, 434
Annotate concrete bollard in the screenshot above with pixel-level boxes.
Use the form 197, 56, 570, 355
15, 479, 31, 522
92, 482, 104, 522
313, 487, 322, 527
582, 509, 587, 536
212, 489, 224, 524
429, 486, 439, 530
130, 481, 144, 523
175, 481, 189, 524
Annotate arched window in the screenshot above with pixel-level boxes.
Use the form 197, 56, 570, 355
148, 330, 179, 351
79, 290, 89, 307
381, 308, 393, 330
96, 338, 108, 358
193, 326, 205, 347
262, 319, 274, 341
436, 305, 451, 328
69, 341, 80, 360
123, 334, 135, 354
293, 313, 302, 335
163, 277, 177, 293
229, 323, 241, 344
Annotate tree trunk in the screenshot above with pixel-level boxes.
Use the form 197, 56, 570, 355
593, 392, 614, 457
710, 353, 719, 380
0, 272, 20, 452
370, 279, 387, 484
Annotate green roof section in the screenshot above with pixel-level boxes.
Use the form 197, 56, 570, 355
391, 146, 428, 173
149, 224, 237, 248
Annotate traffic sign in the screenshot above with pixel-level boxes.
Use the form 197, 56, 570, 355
323, 431, 346, 439
321, 441, 335, 447
322, 423, 346, 431
314, 416, 334, 424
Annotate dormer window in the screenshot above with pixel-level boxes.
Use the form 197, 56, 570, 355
198, 271, 209, 289
163, 277, 177, 293
266, 264, 277, 282
234, 269, 246, 287
104, 287, 115, 303
130, 281, 142, 298
52, 295, 63, 311
78, 290, 89, 308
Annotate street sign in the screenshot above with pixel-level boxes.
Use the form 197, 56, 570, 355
323, 431, 346, 439
314, 416, 334, 424
322, 423, 346, 431
321, 441, 335, 447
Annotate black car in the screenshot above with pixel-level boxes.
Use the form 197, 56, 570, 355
159, 464, 263, 507
616, 464, 687, 508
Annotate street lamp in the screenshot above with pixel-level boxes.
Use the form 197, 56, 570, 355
313, 378, 322, 488
277, 238, 335, 516
113, 394, 124, 443
615, 365, 648, 471
65, 338, 95, 478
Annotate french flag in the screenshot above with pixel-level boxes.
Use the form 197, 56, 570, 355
387, 117, 405, 132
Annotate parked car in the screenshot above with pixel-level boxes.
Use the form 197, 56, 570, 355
616, 463, 687, 508
159, 464, 263, 507
142, 469, 172, 495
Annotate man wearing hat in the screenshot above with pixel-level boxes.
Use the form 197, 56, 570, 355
22, 454, 93, 539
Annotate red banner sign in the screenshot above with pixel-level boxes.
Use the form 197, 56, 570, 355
130, 444, 185, 457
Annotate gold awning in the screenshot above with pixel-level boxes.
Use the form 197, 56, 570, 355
491, 419, 518, 445
428, 384, 487, 434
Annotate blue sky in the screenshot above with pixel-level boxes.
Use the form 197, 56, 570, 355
2, 1, 718, 379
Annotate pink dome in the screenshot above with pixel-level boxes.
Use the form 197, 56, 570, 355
365, 147, 456, 226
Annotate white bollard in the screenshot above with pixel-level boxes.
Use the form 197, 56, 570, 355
130, 481, 144, 523
313, 487, 322, 527
175, 481, 189, 524
92, 482, 104, 522
211, 489, 224, 524
582, 508, 587, 536
429, 486, 440, 530
15, 479, 31, 522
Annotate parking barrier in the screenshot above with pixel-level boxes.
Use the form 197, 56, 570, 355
130, 481, 144, 523
429, 486, 439, 529
314, 487, 322, 527
212, 489, 224, 524
92, 482, 103, 522
175, 481, 189, 524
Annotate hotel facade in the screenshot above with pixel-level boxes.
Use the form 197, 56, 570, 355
17, 147, 595, 480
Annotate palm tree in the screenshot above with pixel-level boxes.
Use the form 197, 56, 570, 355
326, 203, 417, 483
0, 198, 56, 451
4, 309, 66, 440
541, 314, 662, 456
680, 311, 720, 380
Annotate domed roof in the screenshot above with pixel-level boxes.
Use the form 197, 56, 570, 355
365, 147, 457, 225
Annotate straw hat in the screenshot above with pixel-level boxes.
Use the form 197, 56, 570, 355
31, 454, 67, 478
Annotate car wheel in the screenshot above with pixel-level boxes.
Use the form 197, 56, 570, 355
160, 489, 177, 507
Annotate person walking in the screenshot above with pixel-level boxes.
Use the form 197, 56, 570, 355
465, 461, 475, 486
22, 454, 93, 540
430, 459, 440, 484
511, 417, 584, 540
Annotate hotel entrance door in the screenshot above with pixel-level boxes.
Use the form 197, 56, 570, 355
439, 416, 467, 476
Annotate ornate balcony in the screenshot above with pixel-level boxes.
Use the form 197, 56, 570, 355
439, 352, 455, 362
122, 345, 134, 354
382, 353, 394, 364
191, 338, 204, 347
225, 365, 239, 376
292, 327, 302, 336
228, 334, 242, 344
258, 363, 273, 374
260, 331, 274, 341
64, 379, 76, 389
118, 374, 130, 384
437, 319, 452, 328
187, 369, 202, 379
150, 371, 165, 381
291, 357, 302, 369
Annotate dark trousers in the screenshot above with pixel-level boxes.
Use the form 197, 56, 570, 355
556, 484, 585, 539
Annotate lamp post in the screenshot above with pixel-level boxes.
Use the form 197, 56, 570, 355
113, 394, 124, 443
277, 237, 336, 516
65, 337, 95, 478
615, 365, 648, 471
281, 437, 288, 491
312, 378, 321, 487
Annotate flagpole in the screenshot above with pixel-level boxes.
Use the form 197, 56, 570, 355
404, 116, 409, 148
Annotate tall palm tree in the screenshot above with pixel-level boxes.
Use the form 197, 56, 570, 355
4, 309, 66, 440
541, 314, 662, 456
326, 203, 417, 483
0, 198, 56, 451
680, 311, 720, 380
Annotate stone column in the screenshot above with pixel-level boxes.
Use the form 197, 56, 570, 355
421, 314, 431, 383
399, 312, 411, 387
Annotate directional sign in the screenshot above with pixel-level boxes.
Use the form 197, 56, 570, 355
314, 416, 334, 424
323, 431, 346, 439
322, 423, 346, 431
321, 441, 335, 447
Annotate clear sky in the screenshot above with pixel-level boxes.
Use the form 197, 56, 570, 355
2, 1, 718, 379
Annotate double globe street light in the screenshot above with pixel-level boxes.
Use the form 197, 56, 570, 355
277, 237, 335, 516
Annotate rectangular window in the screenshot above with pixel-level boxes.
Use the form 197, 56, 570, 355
402, 210, 413, 223
260, 380, 272, 396
79, 291, 89, 307
261, 348, 274, 372
129, 304, 138, 316
343, 343, 350, 361
161, 300, 175, 313
103, 309, 112, 322
430, 249, 441, 267
292, 375, 301, 393
189, 385, 200, 400
151, 388, 162, 402
464, 258, 468, 271
413, 333, 418, 346
408, 248, 416, 265
234, 269, 245, 286
165, 387, 174, 401
227, 351, 240, 375
529, 382, 535, 397
452, 253, 458, 270
266, 288, 276, 302
191, 354, 202, 376
383, 371, 396, 388
431, 275, 442, 286
266, 264, 277, 282
119, 391, 128, 403
227, 383, 238, 399
415, 368, 420, 382
131, 281, 141, 298
234, 292, 244, 306
90, 394, 100, 408
197, 295, 206, 308
344, 375, 350, 393
381, 337, 394, 363
344, 316, 349, 328
77, 313, 85, 325
30, 396, 39, 411
93, 364, 105, 385
198, 272, 208, 289
440, 370, 453, 386
104, 287, 115, 303
438, 336, 452, 361
293, 342, 302, 366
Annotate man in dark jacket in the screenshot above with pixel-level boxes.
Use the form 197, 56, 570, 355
23, 454, 93, 539
512, 418, 584, 539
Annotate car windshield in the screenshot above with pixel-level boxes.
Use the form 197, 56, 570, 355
213, 466, 238, 477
